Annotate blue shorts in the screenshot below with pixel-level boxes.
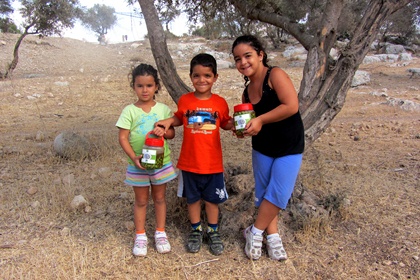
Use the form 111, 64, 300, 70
124, 162, 178, 187
252, 150, 302, 209
178, 170, 228, 204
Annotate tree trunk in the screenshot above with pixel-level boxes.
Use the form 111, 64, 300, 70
3, 31, 28, 79
300, 0, 411, 145
137, 0, 190, 103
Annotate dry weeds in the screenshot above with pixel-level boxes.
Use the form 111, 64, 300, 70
0, 34, 419, 279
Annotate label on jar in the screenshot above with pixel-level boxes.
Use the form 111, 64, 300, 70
234, 113, 252, 130
141, 149, 157, 164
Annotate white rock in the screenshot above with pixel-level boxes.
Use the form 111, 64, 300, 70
54, 81, 69, 87
98, 167, 112, 178
384, 43, 406, 54
70, 195, 88, 210
36, 131, 45, 142
84, 205, 92, 213
352, 70, 370, 87
61, 227, 71, 236
31, 201, 40, 208
130, 43, 142, 48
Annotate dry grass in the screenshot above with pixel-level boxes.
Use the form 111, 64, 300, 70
0, 34, 419, 279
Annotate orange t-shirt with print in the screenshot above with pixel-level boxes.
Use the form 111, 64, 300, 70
174, 92, 230, 174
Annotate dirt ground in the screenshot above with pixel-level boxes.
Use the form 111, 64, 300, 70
0, 33, 419, 279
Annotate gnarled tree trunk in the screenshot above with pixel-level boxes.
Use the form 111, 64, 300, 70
3, 28, 30, 79
137, 0, 190, 103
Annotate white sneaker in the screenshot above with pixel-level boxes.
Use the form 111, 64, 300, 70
133, 235, 148, 256
243, 226, 263, 260
266, 234, 288, 260
155, 233, 171, 254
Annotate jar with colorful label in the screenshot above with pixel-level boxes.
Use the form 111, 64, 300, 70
141, 132, 164, 169
233, 103, 255, 137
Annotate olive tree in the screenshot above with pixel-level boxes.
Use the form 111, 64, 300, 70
1, 0, 81, 79
136, 0, 413, 146
80, 4, 117, 44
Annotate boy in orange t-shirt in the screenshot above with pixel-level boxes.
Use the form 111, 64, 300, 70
155, 53, 233, 255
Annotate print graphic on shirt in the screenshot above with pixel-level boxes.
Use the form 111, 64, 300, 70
185, 110, 218, 133
216, 188, 226, 199
135, 113, 159, 135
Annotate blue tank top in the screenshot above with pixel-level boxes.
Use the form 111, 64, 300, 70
243, 67, 305, 157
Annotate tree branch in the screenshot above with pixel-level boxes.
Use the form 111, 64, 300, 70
229, 0, 314, 49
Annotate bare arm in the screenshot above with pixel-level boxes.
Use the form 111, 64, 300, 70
221, 117, 234, 130
153, 124, 175, 139
259, 67, 299, 123
154, 116, 182, 137
245, 68, 299, 135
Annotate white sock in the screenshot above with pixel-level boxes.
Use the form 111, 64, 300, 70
135, 233, 147, 240
267, 233, 280, 241
155, 231, 167, 238
251, 225, 264, 235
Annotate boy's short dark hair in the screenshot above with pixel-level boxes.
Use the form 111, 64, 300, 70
190, 53, 217, 75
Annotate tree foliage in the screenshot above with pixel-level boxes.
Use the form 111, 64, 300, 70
0, 0, 19, 34
164, 0, 419, 45
80, 4, 117, 43
0, 0, 13, 14
0, 0, 19, 33
378, 1, 420, 45
155, 0, 180, 32
1, 0, 81, 79
19, 0, 80, 36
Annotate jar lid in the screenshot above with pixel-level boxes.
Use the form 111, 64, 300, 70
145, 132, 164, 147
234, 103, 253, 112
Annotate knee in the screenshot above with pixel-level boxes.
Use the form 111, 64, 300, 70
134, 199, 148, 208
153, 195, 166, 205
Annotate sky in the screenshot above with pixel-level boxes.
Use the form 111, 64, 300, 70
11, 0, 189, 44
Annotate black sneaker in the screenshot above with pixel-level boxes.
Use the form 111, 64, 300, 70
206, 231, 224, 256
187, 230, 203, 253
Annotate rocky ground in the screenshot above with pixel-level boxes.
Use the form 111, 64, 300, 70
0, 33, 419, 279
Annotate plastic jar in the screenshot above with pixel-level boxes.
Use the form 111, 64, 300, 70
141, 132, 164, 169
233, 103, 255, 137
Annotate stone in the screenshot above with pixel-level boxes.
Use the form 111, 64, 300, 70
27, 186, 38, 195
352, 71, 370, 87
98, 167, 112, 178
35, 131, 45, 142
53, 131, 91, 160
61, 227, 71, 236
70, 195, 88, 210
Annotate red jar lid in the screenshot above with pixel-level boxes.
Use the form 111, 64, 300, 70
234, 103, 253, 112
145, 132, 164, 147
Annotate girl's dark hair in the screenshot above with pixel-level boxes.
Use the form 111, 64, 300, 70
190, 53, 217, 75
232, 35, 270, 85
129, 63, 161, 92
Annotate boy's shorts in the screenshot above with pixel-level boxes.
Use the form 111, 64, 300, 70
252, 149, 302, 209
124, 162, 178, 187
178, 170, 228, 204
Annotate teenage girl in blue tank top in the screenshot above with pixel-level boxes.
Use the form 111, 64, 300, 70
232, 35, 305, 261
